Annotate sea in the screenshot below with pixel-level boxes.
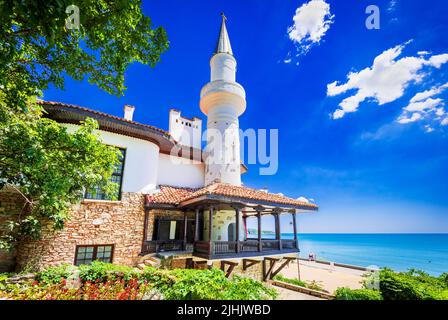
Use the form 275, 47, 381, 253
278, 233, 448, 276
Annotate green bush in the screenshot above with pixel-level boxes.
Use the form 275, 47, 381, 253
272, 274, 326, 292
2, 263, 277, 300
78, 261, 138, 282
273, 274, 307, 287
141, 267, 277, 300
379, 268, 448, 300
35, 264, 77, 285
335, 287, 383, 300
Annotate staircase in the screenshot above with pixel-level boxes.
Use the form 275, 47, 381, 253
136, 254, 162, 270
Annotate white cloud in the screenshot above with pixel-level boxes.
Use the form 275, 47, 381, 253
425, 125, 434, 133
284, 58, 292, 64
297, 196, 310, 203
287, 0, 334, 56
327, 42, 448, 119
396, 83, 448, 128
397, 112, 422, 124
410, 83, 448, 103
404, 98, 443, 112
388, 0, 397, 12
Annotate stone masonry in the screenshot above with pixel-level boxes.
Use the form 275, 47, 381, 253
0, 190, 24, 272
12, 192, 146, 271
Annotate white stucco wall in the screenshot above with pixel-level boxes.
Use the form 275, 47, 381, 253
63, 124, 160, 193
203, 210, 245, 241
157, 153, 205, 188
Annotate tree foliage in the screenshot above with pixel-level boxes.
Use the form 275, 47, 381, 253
0, 0, 168, 111
0, 0, 169, 248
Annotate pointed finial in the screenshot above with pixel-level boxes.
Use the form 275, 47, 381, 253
214, 12, 233, 56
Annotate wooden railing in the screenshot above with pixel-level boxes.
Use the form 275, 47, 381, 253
192, 239, 297, 257
213, 241, 237, 255
239, 240, 259, 252
281, 239, 297, 249
262, 240, 281, 250
142, 240, 185, 254
193, 241, 210, 255
143, 239, 298, 256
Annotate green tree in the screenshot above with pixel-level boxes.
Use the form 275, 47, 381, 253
0, 0, 169, 248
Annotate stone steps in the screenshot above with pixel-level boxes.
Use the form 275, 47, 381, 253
136, 254, 162, 269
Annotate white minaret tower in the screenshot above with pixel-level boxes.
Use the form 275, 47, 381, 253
200, 13, 246, 186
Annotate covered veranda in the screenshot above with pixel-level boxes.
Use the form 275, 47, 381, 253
142, 183, 318, 260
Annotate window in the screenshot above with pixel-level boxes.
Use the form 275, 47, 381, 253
85, 148, 126, 200
74, 245, 114, 266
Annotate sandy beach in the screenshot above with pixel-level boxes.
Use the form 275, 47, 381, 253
280, 260, 366, 294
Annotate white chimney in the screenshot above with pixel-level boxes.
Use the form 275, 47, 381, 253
124, 105, 135, 121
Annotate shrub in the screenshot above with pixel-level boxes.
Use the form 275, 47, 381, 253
224, 275, 278, 300
35, 264, 77, 285
78, 261, 138, 282
335, 287, 383, 300
273, 274, 307, 287
1, 264, 277, 300
379, 268, 448, 300
141, 267, 277, 300
272, 274, 327, 292
2, 279, 155, 300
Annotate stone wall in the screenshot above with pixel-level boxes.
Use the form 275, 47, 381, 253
211, 259, 264, 281
14, 192, 146, 271
0, 190, 24, 272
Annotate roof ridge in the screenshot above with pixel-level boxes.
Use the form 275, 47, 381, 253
38, 100, 171, 137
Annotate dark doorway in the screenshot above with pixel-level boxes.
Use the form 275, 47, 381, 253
228, 222, 236, 241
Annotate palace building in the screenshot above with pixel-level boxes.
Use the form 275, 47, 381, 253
0, 14, 317, 280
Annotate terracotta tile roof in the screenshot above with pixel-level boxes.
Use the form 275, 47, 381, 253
145, 185, 198, 205
146, 183, 318, 210
38, 100, 170, 136
39, 100, 204, 162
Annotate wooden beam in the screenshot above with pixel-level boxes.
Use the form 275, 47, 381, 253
183, 210, 188, 250
243, 259, 261, 270
141, 210, 150, 251
292, 212, 298, 249
193, 260, 208, 269
194, 208, 200, 241
257, 209, 262, 252
235, 206, 240, 253
220, 260, 239, 278
270, 257, 295, 278
263, 258, 278, 281
208, 206, 214, 255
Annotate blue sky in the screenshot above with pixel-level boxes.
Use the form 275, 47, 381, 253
43, 0, 448, 233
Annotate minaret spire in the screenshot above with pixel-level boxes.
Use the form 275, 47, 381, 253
200, 13, 246, 186
214, 12, 233, 56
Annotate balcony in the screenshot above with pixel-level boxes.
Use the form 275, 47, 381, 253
192, 239, 298, 259
141, 239, 298, 259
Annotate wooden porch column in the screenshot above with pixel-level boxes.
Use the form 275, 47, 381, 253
183, 210, 188, 250
141, 209, 150, 251
242, 215, 247, 240
234, 206, 240, 253
208, 206, 214, 256
274, 211, 282, 250
292, 212, 298, 249
194, 208, 200, 241
256, 207, 262, 252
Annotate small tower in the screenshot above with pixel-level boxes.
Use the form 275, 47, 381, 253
169, 109, 202, 149
200, 13, 246, 186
